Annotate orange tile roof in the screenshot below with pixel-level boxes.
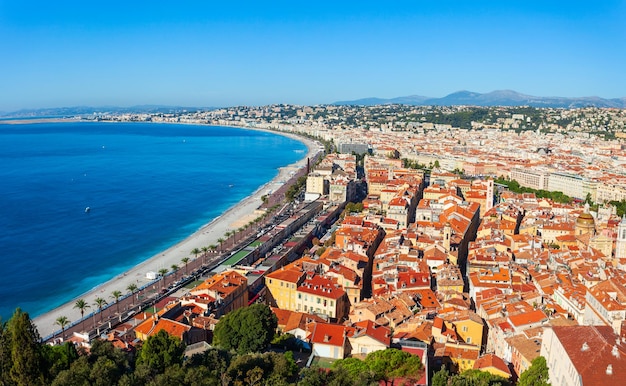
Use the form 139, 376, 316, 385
310, 322, 355, 346
473, 353, 512, 377
507, 309, 548, 328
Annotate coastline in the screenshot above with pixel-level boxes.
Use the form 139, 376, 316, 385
32, 122, 319, 339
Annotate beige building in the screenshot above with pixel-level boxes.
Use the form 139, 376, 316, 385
306, 173, 327, 196
510, 168, 548, 190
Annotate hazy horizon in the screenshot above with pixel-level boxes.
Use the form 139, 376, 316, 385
1, 1, 625, 111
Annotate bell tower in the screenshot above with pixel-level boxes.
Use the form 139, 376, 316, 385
616, 215, 626, 259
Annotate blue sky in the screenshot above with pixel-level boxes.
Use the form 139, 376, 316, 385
1, 1, 624, 111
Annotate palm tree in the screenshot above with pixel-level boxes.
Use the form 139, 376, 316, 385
171, 264, 179, 280
181, 257, 190, 276
111, 290, 122, 314
73, 299, 90, 332
217, 238, 225, 251
191, 247, 201, 259
127, 283, 138, 303
94, 297, 107, 323
201, 246, 209, 264
158, 268, 169, 289
55, 316, 70, 340
238, 227, 245, 242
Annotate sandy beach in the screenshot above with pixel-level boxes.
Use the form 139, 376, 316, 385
33, 126, 319, 339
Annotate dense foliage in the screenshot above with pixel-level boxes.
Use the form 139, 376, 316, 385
332, 348, 423, 382
432, 367, 511, 386
286, 176, 308, 202
517, 356, 550, 386
494, 177, 573, 204
1, 308, 426, 386
212, 304, 278, 355
608, 199, 626, 217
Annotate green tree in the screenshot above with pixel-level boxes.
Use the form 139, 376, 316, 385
181, 257, 190, 276
297, 366, 330, 386
332, 357, 371, 380
201, 246, 210, 264
111, 290, 123, 314
6, 308, 45, 386
518, 356, 550, 386
0, 318, 11, 385
136, 330, 185, 376
213, 304, 278, 355
93, 297, 107, 323
41, 341, 79, 381
126, 283, 138, 303
449, 369, 511, 386
190, 248, 201, 259
73, 299, 90, 332
365, 348, 422, 380
158, 268, 169, 289
54, 316, 70, 340
87, 340, 128, 385
432, 367, 450, 386
170, 264, 179, 280
51, 355, 91, 386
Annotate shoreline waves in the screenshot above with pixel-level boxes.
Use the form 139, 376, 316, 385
8, 121, 320, 338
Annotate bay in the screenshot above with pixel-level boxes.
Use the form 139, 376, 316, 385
0, 122, 307, 320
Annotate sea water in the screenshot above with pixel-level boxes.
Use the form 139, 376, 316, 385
0, 122, 307, 320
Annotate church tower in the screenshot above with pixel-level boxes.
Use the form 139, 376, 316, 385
443, 222, 452, 252
616, 215, 626, 260
485, 179, 494, 212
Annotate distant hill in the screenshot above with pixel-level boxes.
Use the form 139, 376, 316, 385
333, 90, 626, 108
0, 105, 211, 118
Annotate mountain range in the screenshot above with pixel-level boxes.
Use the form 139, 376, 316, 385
332, 90, 626, 108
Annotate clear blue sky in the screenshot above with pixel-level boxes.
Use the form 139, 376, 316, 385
1, 1, 624, 111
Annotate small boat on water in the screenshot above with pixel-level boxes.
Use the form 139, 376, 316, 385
85, 207, 91, 213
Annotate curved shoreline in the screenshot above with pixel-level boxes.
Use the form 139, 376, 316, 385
32, 123, 319, 338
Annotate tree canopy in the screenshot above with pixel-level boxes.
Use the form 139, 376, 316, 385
518, 356, 550, 386
212, 304, 278, 355
432, 367, 511, 386
136, 330, 185, 375
332, 348, 423, 384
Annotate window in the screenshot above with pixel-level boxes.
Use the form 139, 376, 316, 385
298, 293, 301, 299
317, 297, 321, 304
467, 337, 472, 343
269, 279, 272, 284
462, 326, 468, 332
280, 282, 283, 287
330, 300, 334, 306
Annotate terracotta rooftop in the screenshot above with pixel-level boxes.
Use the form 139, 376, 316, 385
473, 353, 512, 377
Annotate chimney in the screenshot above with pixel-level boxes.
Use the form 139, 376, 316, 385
606, 364, 613, 375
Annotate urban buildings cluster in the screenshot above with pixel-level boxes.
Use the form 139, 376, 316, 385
89, 104, 626, 385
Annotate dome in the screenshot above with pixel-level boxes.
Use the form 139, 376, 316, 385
576, 212, 595, 226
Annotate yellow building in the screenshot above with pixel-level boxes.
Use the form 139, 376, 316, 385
436, 264, 464, 293
439, 343, 481, 373
473, 353, 512, 379
265, 267, 305, 310
433, 310, 485, 347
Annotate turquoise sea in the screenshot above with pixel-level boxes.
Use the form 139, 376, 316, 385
0, 122, 307, 321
